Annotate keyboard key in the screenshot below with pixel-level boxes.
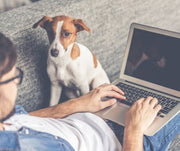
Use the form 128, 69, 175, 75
118, 99, 132, 106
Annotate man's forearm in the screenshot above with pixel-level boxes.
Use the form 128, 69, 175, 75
123, 126, 143, 151
29, 98, 86, 118
29, 84, 126, 118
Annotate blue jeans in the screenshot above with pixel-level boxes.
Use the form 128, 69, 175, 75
107, 113, 180, 151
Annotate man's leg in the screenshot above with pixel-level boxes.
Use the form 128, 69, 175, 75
106, 120, 125, 145
143, 113, 180, 151
106, 113, 180, 151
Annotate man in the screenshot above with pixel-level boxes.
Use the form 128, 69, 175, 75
0, 32, 179, 151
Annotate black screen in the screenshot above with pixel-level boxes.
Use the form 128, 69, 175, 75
125, 28, 180, 91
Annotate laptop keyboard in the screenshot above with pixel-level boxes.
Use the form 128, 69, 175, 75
116, 82, 179, 118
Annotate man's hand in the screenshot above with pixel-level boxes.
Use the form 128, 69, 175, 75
125, 96, 162, 133
122, 97, 162, 151
76, 83, 126, 113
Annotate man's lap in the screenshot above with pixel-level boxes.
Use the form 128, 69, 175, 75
107, 113, 180, 151
143, 113, 180, 151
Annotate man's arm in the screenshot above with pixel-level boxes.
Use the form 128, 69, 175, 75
122, 97, 162, 151
30, 98, 83, 118
123, 127, 143, 151
29, 84, 126, 118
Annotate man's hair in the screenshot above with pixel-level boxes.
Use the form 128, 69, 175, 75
0, 33, 17, 78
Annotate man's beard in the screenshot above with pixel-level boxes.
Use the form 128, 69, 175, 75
0, 107, 15, 122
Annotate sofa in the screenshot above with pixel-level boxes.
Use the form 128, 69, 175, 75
0, 0, 179, 150
0, 0, 31, 12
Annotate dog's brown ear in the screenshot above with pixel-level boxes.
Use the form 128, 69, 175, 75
73, 19, 91, 33
33, 16, 53, 29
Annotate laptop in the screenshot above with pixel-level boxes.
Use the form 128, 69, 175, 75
96, 23, 180, 136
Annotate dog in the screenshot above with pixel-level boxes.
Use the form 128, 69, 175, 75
33, 15, 110, 106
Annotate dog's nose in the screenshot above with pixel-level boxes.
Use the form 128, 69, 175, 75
51, 49, 59, 57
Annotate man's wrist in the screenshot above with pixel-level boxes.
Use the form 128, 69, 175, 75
71, 97, 89, 113
125, 125, 144, 136
123, 126, 144, 151
67, 98, 83, 113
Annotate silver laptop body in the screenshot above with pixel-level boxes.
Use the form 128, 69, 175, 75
96, 23, 180, 136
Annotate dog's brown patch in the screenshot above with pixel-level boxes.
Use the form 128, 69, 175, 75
91, 52, 98, 68
71, 43, 80, 60
32, 16, 53, 28
73, 19, 91, 33
60, 17, 77, 50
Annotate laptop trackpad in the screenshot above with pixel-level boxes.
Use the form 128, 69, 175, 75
102, 103, 130, 126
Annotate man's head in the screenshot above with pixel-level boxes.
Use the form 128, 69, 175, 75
0, 33, 17, 78
0, 33, 22, 122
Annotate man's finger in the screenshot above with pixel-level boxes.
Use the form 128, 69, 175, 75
101, 91, 126, 100
143, 96, 153, 105
111, 85, 125, 95
101, 98, 117, 109
149, 98, 158, 108
154, 104, 162, 113
101, 84, 125, 95
135, 97, 145, 104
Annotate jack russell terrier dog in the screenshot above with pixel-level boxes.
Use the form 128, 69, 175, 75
33, 15, 110, 106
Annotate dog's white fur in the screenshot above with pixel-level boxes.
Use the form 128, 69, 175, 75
34, 16, 110, 106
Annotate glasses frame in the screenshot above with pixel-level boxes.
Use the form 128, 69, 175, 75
0, 67, 23, 85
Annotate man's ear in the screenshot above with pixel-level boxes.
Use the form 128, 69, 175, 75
73, 19, 91, 33
32, 16, 53, 29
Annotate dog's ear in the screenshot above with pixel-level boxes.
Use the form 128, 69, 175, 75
73, 19, 91, 33
33, 16, 53, 29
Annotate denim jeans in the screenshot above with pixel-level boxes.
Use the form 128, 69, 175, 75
107, 113, 180, 151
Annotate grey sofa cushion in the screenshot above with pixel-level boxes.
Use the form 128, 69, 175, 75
0, 0, 179, 150
0, 0, 31, 12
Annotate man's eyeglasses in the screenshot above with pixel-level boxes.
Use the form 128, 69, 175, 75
0, 67, 23, 85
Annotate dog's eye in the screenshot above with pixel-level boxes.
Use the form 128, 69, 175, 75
63, 31, 71, 38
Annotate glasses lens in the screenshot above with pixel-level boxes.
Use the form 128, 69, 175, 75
0, 68, 23, 85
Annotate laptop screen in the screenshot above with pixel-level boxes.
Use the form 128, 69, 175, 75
124, 27, 180, 92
